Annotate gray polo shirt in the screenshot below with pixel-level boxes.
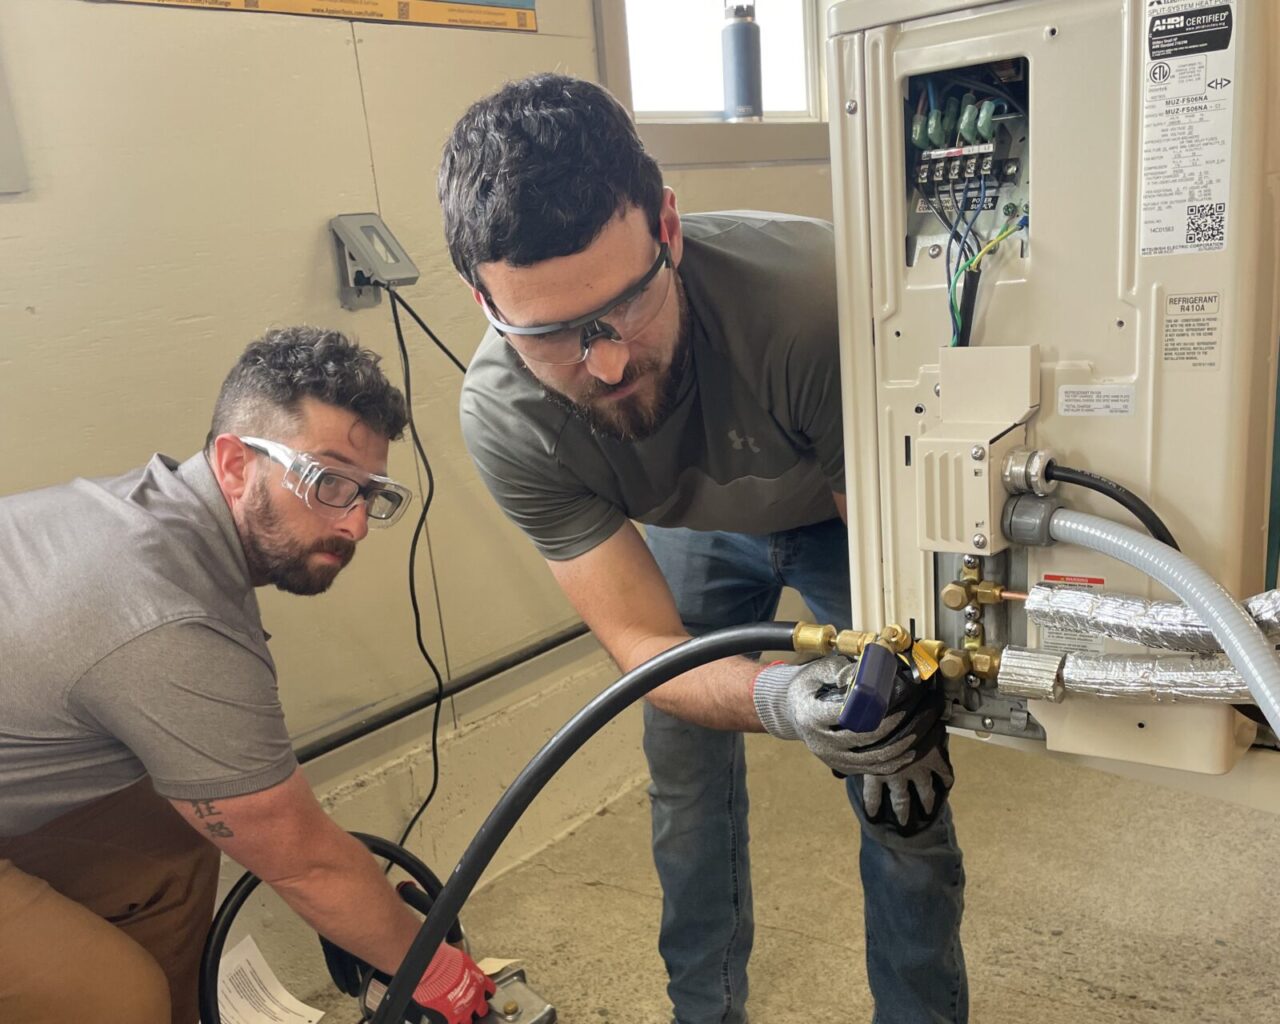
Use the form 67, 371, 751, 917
460, 211, 844, 561
0, 453, 297, 836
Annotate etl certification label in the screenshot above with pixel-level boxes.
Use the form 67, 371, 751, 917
1140, 0, 1236, 257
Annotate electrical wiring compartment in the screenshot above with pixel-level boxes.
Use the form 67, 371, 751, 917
904, 59, 1029, 270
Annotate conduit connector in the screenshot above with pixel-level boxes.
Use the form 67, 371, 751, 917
1002, 447, 1057, 497
1002, 493, 1062, 547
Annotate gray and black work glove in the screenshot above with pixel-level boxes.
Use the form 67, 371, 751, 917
753, 655, 954, 836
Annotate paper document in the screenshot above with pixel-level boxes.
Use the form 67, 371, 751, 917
211, 935, 325, 1024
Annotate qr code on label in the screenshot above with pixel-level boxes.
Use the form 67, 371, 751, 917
1186, 202, 1226, 244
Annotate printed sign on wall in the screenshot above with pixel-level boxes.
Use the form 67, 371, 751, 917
102, 0, 537, 32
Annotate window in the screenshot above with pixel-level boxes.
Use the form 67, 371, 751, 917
625, 1, 817, 121
594, 0, 831, 167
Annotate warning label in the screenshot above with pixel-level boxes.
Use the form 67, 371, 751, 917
1058, 385, 1135, 417
1038, 574, 1107, 655
1140, 0, 1235, 257
1163, 291, 1221, 368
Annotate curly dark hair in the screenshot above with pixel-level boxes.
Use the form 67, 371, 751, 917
205, 326, 407, 449
438, 73, 664, 287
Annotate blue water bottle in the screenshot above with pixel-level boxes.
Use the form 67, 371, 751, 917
722, 3, 762, 122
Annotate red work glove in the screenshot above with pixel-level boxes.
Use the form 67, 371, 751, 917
411, 943, 495, 1024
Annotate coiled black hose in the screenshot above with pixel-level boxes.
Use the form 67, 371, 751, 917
198, 831, 461, 1024
369, 621, 799, 1024
1045, 462, 1180, 551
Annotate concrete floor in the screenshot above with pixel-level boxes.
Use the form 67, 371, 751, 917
316, 734, 1279, 1023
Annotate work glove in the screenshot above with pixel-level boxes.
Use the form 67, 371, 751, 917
753, 655, 954, 836
410, 942, 496, 1024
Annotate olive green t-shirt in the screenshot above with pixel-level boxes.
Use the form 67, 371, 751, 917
460, 211, 845, 561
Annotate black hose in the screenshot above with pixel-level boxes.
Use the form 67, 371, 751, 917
956, 267, 980, 347
1045, 463, 1181, 551
369, 622, 799, 1024
198, 832, 461, 1024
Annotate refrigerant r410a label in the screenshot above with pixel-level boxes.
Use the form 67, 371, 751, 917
1140, 0, 1236, 257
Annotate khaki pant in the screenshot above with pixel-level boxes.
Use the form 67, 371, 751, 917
0, 778, 220, 1024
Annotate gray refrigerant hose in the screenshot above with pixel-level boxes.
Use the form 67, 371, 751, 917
1047, 509, 1280, 738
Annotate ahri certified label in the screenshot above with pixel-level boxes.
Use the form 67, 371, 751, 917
1140, 0, 1236, 257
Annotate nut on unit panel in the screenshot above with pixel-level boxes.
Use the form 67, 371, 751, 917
828, 0, 1278, 774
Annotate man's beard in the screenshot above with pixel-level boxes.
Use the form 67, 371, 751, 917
240, 479, 355, 595
535, 279, 693, 443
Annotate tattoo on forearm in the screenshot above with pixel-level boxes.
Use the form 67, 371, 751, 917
189, 799, 235, 838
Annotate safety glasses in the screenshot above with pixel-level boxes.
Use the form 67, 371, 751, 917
479, 238, 674, 366
239, 436, 412, 527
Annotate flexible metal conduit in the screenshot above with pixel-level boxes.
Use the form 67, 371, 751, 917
368, 622, 798, 1024
1048, 510, 1280, 738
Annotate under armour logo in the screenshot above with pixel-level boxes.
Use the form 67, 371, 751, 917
728, 429, 760, 453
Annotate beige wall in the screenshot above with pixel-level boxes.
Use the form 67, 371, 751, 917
0, 0, 835, 995
0, 0, 832, 742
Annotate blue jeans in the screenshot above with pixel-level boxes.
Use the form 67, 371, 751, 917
644, 519, 967, 1024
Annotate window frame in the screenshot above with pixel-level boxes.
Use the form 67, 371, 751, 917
593, 0, 832, 168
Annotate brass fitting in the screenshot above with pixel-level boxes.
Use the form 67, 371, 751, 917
834, 629, 876, 657
937, 647, 971, 679
969, 647, 1002, 680
940, 581, 971, 611
791, 622, 913, 659
942, 579, 1012, 609
974, 580, 1009, 605
878, 623, 912, 652
916, 638, 970, 680
792, 622, 837, 656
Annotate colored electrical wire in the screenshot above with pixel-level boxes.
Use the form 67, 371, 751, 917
944, 74, 1026, 115
949, 215, 1027, 346
944, 178, 974, 338
955, 174, 987, 265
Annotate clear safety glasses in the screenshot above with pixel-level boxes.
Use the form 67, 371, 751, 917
479, 240, 674, 366
239, 436, 412, 528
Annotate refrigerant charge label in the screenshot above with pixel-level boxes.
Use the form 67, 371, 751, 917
1140, 0, 1235, 257
1058, 385, 1135, 417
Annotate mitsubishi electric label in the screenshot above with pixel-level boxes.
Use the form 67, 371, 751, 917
1140, 0, 1235, 257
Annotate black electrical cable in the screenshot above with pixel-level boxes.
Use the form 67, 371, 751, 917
386, 289, 453, 859
388, 287, 468, 374
368, 621, 799, 1024
1045, 462, 1181, 551
944, 179, 978, 339
955, 267, 980, 347
198, 832, 463, 1024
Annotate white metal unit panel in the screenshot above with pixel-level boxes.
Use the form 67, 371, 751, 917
828, 0, 1279, 773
